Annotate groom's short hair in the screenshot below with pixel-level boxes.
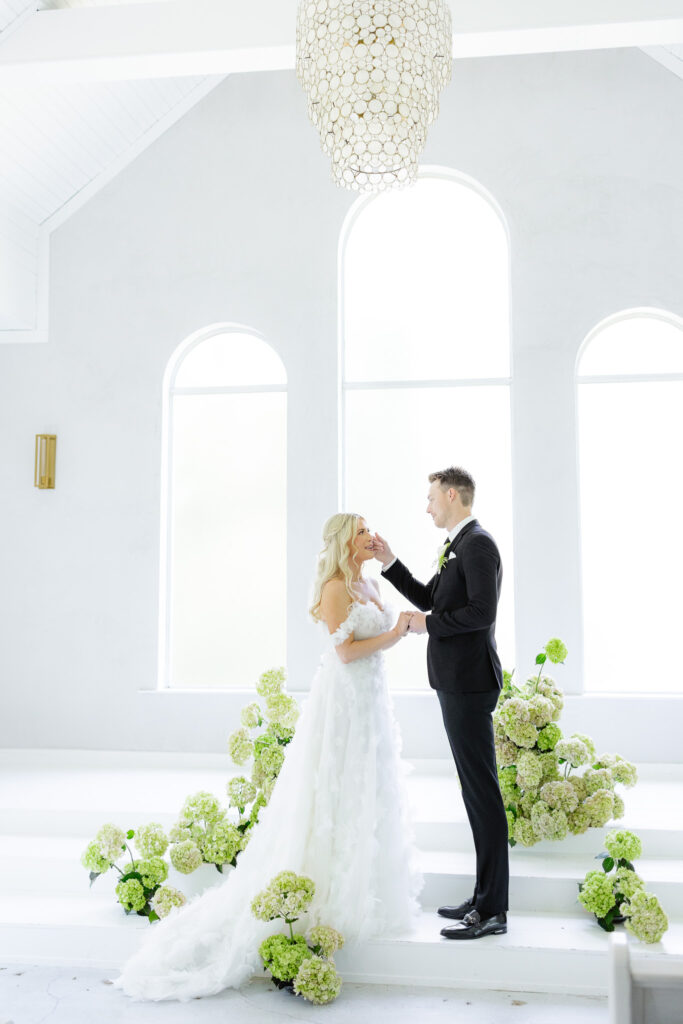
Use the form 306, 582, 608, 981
429, 466, 475, 507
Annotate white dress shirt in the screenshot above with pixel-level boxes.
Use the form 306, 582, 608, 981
382, 514, 477, 574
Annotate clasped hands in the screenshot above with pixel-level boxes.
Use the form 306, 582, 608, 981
370, 532, 427, 637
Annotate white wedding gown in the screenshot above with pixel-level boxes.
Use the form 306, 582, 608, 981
111, 598, 423, 1002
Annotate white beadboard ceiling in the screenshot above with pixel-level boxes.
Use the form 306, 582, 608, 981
0, 0, 681, 338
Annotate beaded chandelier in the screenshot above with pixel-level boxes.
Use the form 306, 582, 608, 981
296, 0, 452, 192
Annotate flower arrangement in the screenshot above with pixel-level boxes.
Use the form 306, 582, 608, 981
252, 871, 344, 1005
578, 830, 668, 942
80, 822, 185, 921
494, 639, 638, 847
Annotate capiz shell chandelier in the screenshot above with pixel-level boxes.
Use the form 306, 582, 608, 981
296, 0, 452, 192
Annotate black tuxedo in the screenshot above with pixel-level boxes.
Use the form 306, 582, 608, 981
382, 518, 509, 918
382, 519, 503, 694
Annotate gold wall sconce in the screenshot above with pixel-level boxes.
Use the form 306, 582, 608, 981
34, 434, 56, 489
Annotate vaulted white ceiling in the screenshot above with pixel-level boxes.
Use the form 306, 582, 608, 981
1, 0, 682, 340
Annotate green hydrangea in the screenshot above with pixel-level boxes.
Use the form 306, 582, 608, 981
168, 823, 192, 844
135, 823, 169, 859
583, 768, 614, 796
613, 794, 625, 819
254, 732, 278, 758
266, 721, 295, 744
256, 667, 286, 699
611, 759, 638, 788
519, 789, 539, 816
95, 823, 126, 863
259, 933, 313, 982
567, 805, 592, 835
498, 698, 538, 748
516, 750, 543, 791
537, 723, 562, 751
116, 877, 147, 913
81, 840, 111, 875
622, 891, 668, 944
133, 856, 168, 889
583, 789, 615, 828
530, 801, 568, 841
535, 678, 564, 718
227, 776, 257, 810
497, 765, 521, 805
604, 830, 642, 862
240, 702, 262, 729
614, 867, 645, 900
512, 816, 537, 847
308, 925, 345, 957
540, 780, 579, 814
202, 821, 242, 865
249, 791, 268, 826
252, 871, 316, 922
170, 839, 203, 874
293, 955, 342, 1005
555, 738, 590, 768
252, 745, 285, 788
544, 638, 568, 664
579, 870, 616, 918
527, 695, 555, 729
567, 775, 588, 802
572, 734, 596, 761
150, 885, 186, 918
180, 791, 224, 826
505, 809, 516, 836
266, 693, 300, 730
228, 728, 255, 766
495, 738, 518, 767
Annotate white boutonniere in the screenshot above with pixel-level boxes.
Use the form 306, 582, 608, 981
433, 543, 457, 574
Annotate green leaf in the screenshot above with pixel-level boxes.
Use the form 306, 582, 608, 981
126, 829, 135, 839
596, 915, 615, 932
121, 870, 143, 885
508, 838, 517, 847
148, 910, 160, 923
602, 857, 615, 873
558, 757, 566, 765
535, 653, 547, 665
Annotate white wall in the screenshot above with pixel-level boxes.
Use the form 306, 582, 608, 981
1, 49, 682, 757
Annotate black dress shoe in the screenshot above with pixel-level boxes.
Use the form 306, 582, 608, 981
440, 909, 507, 940
437, 898, 474, 920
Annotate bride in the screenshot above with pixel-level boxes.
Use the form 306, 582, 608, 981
111, 512, 423, 1002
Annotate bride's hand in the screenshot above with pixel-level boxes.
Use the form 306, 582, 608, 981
394, 611, 413, 638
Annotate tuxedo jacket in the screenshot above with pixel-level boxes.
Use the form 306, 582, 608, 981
382, 519, 503, 694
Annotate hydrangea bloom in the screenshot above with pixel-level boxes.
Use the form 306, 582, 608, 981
567, 805, 592, 835
537, 723, 562, 751
495, 739, 518, 768
538, 752, 561, 782
95, 823, 126, 863
567, 775, 588, 801
180, 791, 224, 826
308, 925, 345, 957
555, 738, 590, 768
135, 823, 169, 859
545, 638, 568, 663
293, 955, 342, 1005
527, 695, 555, 729
572, 733, 596, 761
80, 840, 111, 875
256, 667, 286, 699
497, 765, 521, 806
613, 794, 625, 819
259, 934, 312, 982
516, 750, 543, 791
202, 821, 242, 865
240, 702, 262, 729
134, 856, 168, 889
168, 823, 192, 844
579, 870, 615, 918
536, 677, 564, 718
512, 816, 536, 846
170, 839, 203, 874
228, 728, 255, 766
530, 801, 568, 841
611, 759, 638, 788
583, 768, 614, 796
622, 890, 668, 944
227, 776, 257, 810
252, 746, 285, 788
498, 698, 538, 748
267, 721, 295, 744
583, 789, 615, 828
150, 885, 186, 918
116, 877, 147, 913
604, 830, 642, 862
540, 780, 579, 814
252, 871, 316, 922
266, 693, 300, 730
614, 867, 645, 900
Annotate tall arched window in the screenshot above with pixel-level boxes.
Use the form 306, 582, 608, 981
341, 171, 514, 689
159, 326, 287, 689
578, 309, 683, 694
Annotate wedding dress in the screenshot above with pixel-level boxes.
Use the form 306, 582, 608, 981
111, 598, 423, 1002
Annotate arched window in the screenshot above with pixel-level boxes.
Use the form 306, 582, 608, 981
341, 171, 514, 689
578, 310, 683, 694
159, 326, 287, 689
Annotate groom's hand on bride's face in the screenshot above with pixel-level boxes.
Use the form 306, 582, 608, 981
408, 612, 427, 634
371, 532, 395, 567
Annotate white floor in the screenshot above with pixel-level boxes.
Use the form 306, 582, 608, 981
0, 965, 609, 1024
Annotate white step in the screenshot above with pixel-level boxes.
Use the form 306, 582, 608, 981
0, 891, 681, 998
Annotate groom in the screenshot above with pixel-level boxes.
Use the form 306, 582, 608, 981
373, 466, 509, 940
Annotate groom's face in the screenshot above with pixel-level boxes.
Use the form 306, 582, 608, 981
427, 482, 451, 528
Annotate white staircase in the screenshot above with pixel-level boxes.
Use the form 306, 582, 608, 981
0, 750, 681, 996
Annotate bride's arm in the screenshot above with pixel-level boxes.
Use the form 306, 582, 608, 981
320, 580, 410, 664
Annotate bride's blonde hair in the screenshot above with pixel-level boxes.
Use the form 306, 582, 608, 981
309, 512, 364, 622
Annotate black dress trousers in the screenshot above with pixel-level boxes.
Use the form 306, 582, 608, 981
436, 687, 509, 918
